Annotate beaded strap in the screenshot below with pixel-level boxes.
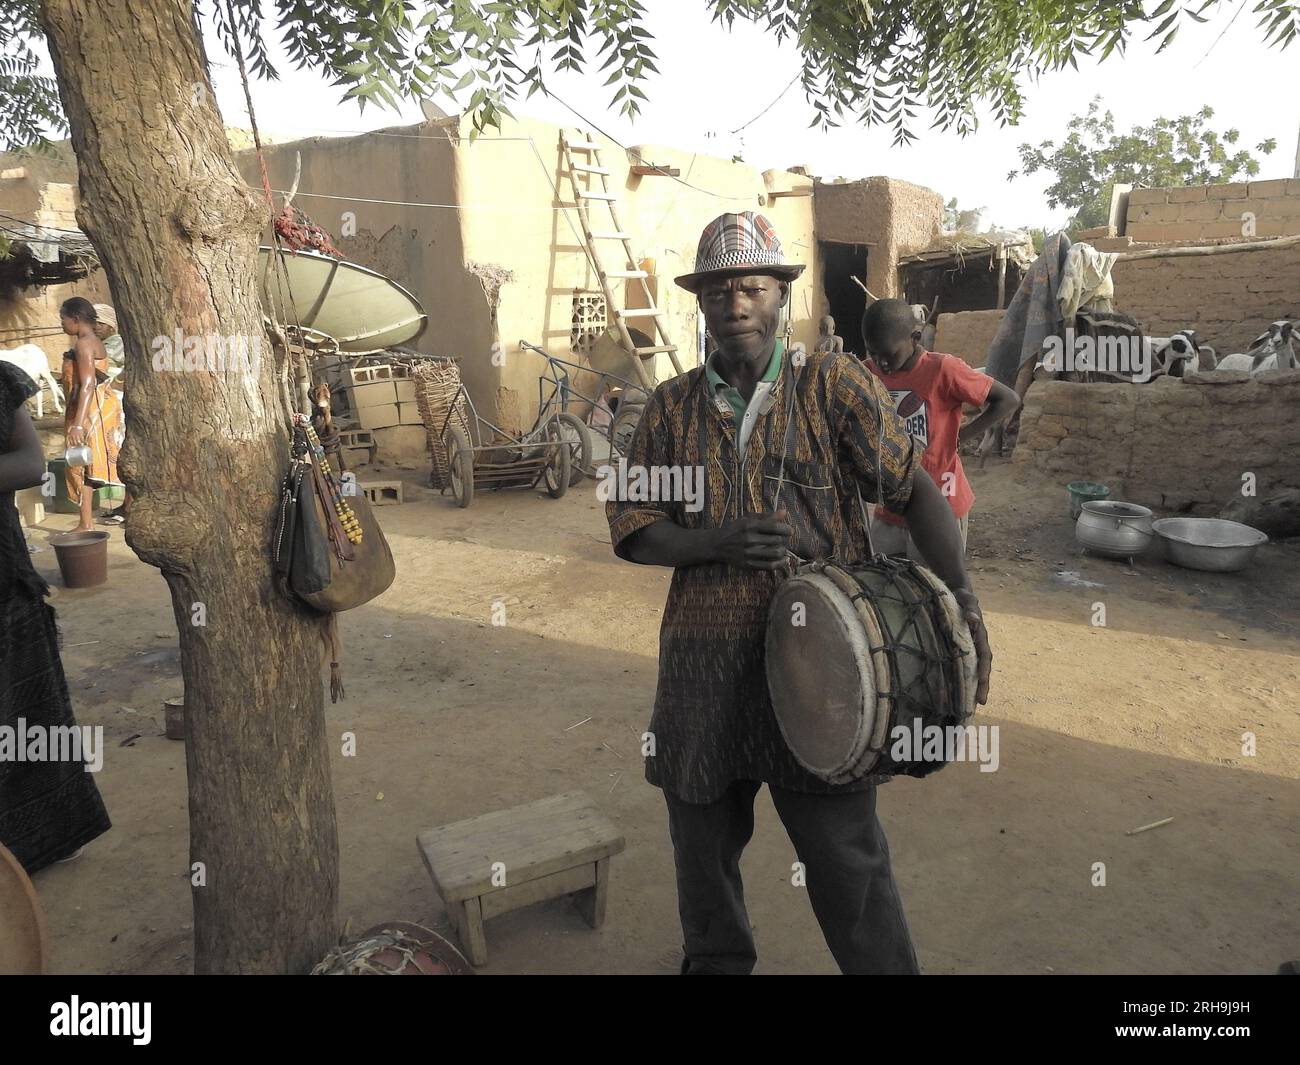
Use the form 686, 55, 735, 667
295, 417, 362, 545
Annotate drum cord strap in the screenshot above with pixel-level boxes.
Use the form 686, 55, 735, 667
768, 346, 885, 566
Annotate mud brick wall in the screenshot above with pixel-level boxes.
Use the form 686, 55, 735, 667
1111, 243, 1300, 358
1126, 180, 1300, 243
1013, 373, 1300, 513
932, 309, 1006, 367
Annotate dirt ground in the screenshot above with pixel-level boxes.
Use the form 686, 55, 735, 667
24, 456, 1300, 975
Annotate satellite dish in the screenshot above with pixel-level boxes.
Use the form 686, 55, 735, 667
258, 247, 428, 351
419, 99, 451, 122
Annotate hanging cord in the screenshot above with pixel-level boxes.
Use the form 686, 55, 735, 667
222, 0, 312, 415
858, 388, 886, 560
770, 342, 806, 576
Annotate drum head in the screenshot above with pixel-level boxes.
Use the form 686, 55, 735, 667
766, 570, 878, 782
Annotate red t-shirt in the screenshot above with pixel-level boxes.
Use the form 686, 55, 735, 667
867, 351, 993, 524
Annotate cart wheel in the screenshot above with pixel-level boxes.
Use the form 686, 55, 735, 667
543, 429, 570, 498
611, 402, 645, 459
446, 427, 474, 508
554, 412, 593, 486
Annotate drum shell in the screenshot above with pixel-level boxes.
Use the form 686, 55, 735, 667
765, 559, 977, 784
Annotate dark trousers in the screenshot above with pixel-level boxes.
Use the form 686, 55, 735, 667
664, 780, 919, 974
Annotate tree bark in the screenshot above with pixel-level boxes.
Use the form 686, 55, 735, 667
39, 0, 339, 973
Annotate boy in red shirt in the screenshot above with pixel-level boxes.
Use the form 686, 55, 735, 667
861, 300, 1020, 558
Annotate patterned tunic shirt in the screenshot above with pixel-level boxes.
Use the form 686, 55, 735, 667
607, 346, 919, 803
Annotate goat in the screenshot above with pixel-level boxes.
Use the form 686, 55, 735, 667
0, 343, 65, 417
1152, 330, 1216, 377
1215, 321, 1296, 374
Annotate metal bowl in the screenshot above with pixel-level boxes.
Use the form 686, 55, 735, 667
1151, 517, 1268, 573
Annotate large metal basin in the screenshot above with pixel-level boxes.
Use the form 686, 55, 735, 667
1151, 517, 1267, 573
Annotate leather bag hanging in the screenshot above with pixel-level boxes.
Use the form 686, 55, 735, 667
273, 418, 395, 699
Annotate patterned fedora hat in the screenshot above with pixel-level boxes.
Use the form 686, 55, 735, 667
674, 211, 806, 293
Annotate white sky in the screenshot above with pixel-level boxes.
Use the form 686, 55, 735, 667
102, 4, 1300, 229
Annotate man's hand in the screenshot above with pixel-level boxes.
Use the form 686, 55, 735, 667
712, 511, 793, 570
66, 424, 86, 448
952, 587, 992, 705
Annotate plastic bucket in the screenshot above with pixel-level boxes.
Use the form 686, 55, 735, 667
46, 458, 79, 515
49, 531, 109, 588
1066, 480, 1110, 520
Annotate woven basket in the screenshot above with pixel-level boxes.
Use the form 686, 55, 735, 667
411, 358, 472, 489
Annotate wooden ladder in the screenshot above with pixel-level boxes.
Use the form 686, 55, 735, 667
559, 129, 683, 390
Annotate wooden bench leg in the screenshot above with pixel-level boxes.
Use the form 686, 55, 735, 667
573, 859, 609, 929
450, 897, 489, 967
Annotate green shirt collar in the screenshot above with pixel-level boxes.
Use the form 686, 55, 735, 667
705, 340, 783, 419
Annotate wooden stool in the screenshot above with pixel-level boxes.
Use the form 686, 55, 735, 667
417, 791, 625, 967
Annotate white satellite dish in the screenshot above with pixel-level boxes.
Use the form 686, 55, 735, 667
257, 247, 427, 351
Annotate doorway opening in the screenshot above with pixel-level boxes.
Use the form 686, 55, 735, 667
819, 241, 869, 357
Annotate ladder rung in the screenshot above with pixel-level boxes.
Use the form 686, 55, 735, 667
567, 140, 601, 151
571, 163, 610, 175
618, 307, 661, 318
589, 230, 631, 240
577, 190, 616, 201
603, 269, 648, 279
635, 345, 677, 356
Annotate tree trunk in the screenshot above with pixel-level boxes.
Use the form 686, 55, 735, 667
39, 0, 339, 973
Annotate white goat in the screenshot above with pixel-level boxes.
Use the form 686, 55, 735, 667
1215, 321, 1297, 374
0, 343, 65, 417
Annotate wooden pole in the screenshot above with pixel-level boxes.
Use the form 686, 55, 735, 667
996, 244, 1007, 309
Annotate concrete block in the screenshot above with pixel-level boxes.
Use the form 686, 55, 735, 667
397, 401, 423, 425
339, 429, 375, 449
395, 379, 416, 403
1128, 188, 1168, 207
347, 381, 398, 409
1180, 200, 1231, 222
1126, 222, 1207, 243
348, 364, 394, 384
1207, 182, 1250, 200
355, 402, 400, 429
1247, 179, 1290, 198
360, 480, 404, 506
16, 487, 44, 527
1168, 185, 1208, 203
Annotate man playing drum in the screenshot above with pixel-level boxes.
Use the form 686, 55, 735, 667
606, 211, 992, 975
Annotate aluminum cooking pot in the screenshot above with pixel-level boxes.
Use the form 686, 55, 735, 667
1075, 500, 1155, 559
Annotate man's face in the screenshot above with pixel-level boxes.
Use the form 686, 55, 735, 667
699, 274, 787, 363
864, 329, 917, 374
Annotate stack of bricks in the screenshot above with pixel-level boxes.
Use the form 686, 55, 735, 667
1013, 374, 1300, 514
343, 364, 424, 430
1126, 180, 1300, 244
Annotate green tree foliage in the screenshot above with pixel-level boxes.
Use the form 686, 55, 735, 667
5, 1, 1300, 151
1013, 96, 1278, 230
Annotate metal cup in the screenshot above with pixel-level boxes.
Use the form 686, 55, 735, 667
64, 444, 93, 467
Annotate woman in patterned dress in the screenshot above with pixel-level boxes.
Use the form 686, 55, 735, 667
59, 297, 124, 533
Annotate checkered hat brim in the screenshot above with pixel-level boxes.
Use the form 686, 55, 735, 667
674, 211, 805, 293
